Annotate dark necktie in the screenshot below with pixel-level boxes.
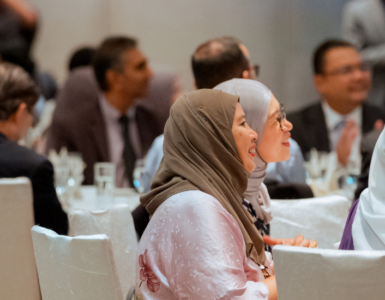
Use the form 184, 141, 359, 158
118, 115, 136, 187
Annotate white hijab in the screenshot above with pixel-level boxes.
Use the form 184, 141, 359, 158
214, 79, 273, 223
353, 128, 385, 250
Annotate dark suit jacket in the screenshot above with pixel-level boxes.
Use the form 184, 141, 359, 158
0, 132, 68, 234
46, 67, 167, 185
287, 102, 385, 156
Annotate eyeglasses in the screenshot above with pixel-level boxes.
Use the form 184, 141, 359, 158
323, 62, 371, 77
277, 103, 287, 131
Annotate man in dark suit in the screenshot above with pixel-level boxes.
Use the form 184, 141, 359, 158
288, 39, 385, 167
0, 62, 68, 234
47, 36, 155, 187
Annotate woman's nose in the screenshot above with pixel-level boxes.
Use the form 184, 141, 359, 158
250, 130, 258, 141
284, 119, 293, 131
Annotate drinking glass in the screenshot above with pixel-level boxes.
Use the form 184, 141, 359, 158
94, 163, 115, 209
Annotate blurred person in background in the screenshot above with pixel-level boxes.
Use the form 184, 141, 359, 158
0, 0, 57, 103
68, 46, 96, 72
288, 39, 385, 170
342, 0, 385, 108
0, 62, 68, 234
47, 36, 158, 187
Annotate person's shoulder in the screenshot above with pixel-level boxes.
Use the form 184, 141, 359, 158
0, 142, 47, 176
168, 190, 220, 208
161, 190, 228, 219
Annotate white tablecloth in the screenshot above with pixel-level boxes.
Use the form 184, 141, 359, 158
63, 186, 140, 212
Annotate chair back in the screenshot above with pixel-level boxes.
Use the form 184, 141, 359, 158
270, 195, 350, 248
31, 225, 123, 300
0, 177, 40, 300
68, 204, 138, 298
273, 245, 385, 300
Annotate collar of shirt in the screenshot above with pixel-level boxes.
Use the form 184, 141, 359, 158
321, 100, 362, 133
99, 94, 129, 122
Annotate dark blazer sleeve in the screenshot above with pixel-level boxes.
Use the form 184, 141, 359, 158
30, 159, 68, 235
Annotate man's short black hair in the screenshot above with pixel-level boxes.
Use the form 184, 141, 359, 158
192, 37, 249, 89
0, 62, 38, 121
313, 39, 356, 75
93, 36, 137, 91
68, 47, 96, 71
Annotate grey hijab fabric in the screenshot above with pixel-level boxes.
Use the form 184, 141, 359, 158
214, 79, 273, 223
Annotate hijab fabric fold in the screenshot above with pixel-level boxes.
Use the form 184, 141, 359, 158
215, 79, 273, 223
140, 89, 266, 265
353, 128, 385, 250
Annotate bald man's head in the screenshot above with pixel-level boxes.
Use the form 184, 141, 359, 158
191, 37, 249, 89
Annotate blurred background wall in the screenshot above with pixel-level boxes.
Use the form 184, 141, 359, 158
29, 0, 348, 112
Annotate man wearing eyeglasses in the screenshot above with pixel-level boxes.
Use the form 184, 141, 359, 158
289, 39, 385, 169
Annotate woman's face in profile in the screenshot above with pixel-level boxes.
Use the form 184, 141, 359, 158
257, 94, 293, 163
232, 103, 258, 173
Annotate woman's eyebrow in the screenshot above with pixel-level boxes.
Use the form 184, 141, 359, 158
268, 109, 280, 117
237, 114, 246, 122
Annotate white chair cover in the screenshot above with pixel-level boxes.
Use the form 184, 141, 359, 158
270, 195, 350, 249
0, 178, 40, 300
273, 245, 385, 300
31, 225, 123, 300
68, 204, 137, 298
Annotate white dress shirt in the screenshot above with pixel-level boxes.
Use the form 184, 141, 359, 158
321, 100, 362, 173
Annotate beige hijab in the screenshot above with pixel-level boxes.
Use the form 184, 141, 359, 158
140, 89, 266, 265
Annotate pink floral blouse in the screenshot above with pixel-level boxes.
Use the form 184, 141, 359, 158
135, 191, 273, 300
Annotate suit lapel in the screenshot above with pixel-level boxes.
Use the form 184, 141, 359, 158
304, 102, 330, 152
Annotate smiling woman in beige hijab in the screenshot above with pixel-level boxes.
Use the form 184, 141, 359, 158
137, 89, 276, 300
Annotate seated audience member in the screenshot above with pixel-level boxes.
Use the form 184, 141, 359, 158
0, 62, 68, 234
288, 39, 385, 169
68, 46, 96, 72
47, 36, 155, 187
138, 90, 269, 300
340, 127, 385, 250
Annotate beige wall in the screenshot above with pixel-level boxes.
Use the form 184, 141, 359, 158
29, 0, 347, 111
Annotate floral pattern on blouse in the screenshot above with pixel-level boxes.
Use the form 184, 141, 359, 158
139, 250, 161, 293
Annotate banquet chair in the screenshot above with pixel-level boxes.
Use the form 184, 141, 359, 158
270, 195, 350, 249
0, 177, 41, 300
68, 204, 138, 299
273, 245, 385, 300
31, 225, 123, 300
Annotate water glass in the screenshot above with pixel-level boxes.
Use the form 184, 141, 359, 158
94, 163, 115, 209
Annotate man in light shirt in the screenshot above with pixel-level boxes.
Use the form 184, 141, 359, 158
289, 39, 385, 169
47, 37, 154, 187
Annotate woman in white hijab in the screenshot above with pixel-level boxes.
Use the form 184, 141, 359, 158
215, 79, 311, 249
351, 128, 385, 250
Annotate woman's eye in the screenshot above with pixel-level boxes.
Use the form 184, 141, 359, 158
240, 121, 246, 127
276, 117, 282, 123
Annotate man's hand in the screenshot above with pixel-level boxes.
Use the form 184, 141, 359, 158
337, 120, 358, 166
263, 235, 317, 248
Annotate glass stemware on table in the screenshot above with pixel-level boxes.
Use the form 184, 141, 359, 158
304, 148, 358, 200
